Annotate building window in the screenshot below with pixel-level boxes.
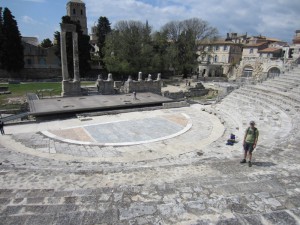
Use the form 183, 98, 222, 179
73, 8, 76, 15
81, 9, 83, 15
208, 55, 211, 63
214, 55, 218, 62
224, 45, 228, 51
27, 59, 32, 65
267, 53, 271, 58
243, 66, 253, 77
39, 58, 46, 65
215, 46, 219, 51
250, 48, 254, 54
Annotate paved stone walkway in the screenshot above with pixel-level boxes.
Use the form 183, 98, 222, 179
0, 66, 300, 224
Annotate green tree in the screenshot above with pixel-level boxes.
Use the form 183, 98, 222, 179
40, 38, 53, 48
2, 7, 24, 72
96, 16, 111, 69
54, 16, 91, 77
0, 7, 4, 69
104, 20, 154, 76
161, 18, 218, 75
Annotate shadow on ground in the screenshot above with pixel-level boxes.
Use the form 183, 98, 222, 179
252, 161, 277, 167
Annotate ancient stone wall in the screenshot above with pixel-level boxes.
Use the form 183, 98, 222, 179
96, 73, 115, 95
123, 73, 162, 94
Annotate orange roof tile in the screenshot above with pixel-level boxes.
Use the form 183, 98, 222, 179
258, 48, 281, 53
244, 42, 268, 48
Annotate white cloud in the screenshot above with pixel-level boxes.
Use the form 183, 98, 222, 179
22, 0, 46, 3
22, 16, 36, 24
84, 0, 300, 42
22, 15, 43, 25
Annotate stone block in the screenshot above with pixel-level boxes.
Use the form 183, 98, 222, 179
163, 101, 190, 109
263, 211, 298, 225
61, 80, 81, 97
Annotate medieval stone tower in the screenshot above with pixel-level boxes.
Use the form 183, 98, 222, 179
66, 0, 88, 35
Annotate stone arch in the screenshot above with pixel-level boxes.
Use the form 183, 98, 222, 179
242, 65, 253, 77
267, 67, 281, 78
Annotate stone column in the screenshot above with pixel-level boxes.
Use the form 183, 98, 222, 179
72, 32, 80, 82
157, 73, 161, 81
147, 74, 152, 81
60, 30, 69, 81
138, 72, 143, 81
107, 73, 113, 81
127, 75, 133, 82
97, 74, 103, 81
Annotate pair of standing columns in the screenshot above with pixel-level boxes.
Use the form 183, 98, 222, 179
60, 24, 80, 82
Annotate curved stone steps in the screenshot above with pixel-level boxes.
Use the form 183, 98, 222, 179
234, 88, 298, 116
266, 79, 298, 89
274, 76, 300, 85
242, 86, 300, 107
219, 94, 292, 145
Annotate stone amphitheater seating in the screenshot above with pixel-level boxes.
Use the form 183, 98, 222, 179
1, 65, 300, 224
215, 65, 300, 153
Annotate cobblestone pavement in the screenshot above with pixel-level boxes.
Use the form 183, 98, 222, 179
0, 67, 300, 224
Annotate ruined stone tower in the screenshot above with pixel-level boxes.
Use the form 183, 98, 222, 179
66, 0, 88, 35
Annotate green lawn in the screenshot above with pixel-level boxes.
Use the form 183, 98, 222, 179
0, 81, 95, 110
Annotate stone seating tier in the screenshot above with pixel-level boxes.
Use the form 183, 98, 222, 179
234, 89, 298, 117
274, 77, 300, 85
258, 83, 289, 92
243, 86, 300, 106
266, 80, 298, 89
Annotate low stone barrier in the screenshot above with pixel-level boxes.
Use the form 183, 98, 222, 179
163, 101, 190, 109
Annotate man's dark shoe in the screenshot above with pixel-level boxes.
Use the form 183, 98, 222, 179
248, 161, 252, 167
240, 159, 246, 163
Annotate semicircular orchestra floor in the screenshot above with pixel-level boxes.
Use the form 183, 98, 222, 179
42, 113, 192, 146
4, 106, 227, 162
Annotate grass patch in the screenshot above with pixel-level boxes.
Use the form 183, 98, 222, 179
0, 81, 95, 110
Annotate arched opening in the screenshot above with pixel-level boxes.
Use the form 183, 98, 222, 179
243, 66, 253, 77
214, 55, 218, 63
268, 67, 280, 78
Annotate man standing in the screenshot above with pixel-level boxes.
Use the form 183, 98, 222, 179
240, 121, 259, 167
0, 120, 4, 135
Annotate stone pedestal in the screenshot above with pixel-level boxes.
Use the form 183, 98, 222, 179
138, 72, 143, 81
61, 80, 81, 97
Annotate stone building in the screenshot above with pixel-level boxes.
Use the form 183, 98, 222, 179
235, 36, 288, 81
289, 30, 300, 62
197, 41, 243, 77
22, 37, 60, 69
66, 0, 88, 35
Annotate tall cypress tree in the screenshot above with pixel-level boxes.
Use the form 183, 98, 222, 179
0, 7, 4, 69
2, 8, 24, 72
96, 16, 111, 70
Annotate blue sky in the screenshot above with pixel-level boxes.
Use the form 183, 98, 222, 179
1, 0, 300, 43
